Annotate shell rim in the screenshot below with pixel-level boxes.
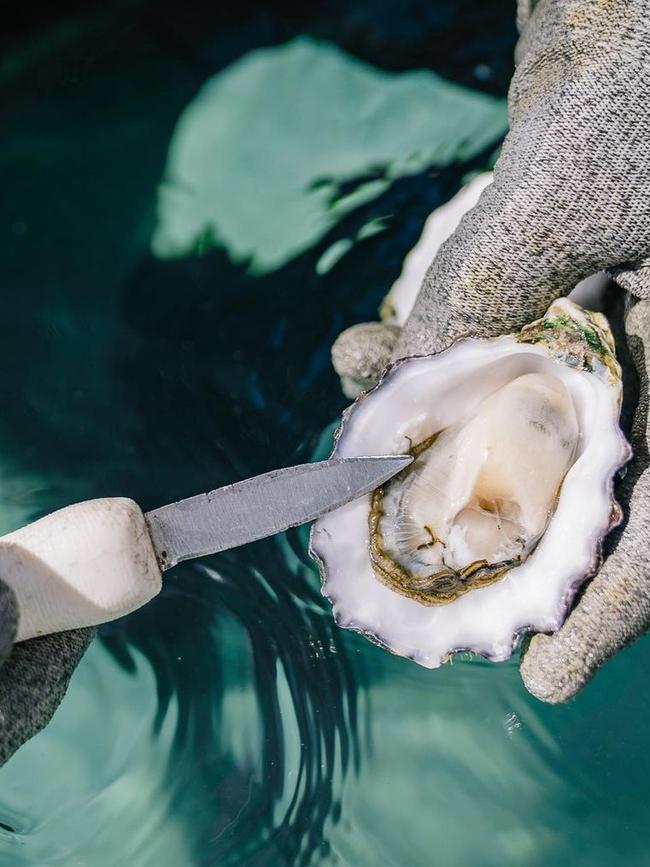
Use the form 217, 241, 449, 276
309, 340, 632, 667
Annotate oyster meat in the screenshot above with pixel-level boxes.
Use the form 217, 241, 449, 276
310, 300, 631, 667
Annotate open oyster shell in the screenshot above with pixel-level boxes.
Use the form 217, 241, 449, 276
310, 299, 631, 668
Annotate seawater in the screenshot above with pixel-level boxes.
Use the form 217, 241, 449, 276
1, 4, 650, 865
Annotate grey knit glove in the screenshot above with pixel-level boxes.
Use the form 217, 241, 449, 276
0, 580, 93, 764
332, 0, 650, 701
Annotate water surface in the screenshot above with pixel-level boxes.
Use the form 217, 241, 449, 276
1, 3, 650, 865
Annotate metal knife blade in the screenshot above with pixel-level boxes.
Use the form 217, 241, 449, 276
145, 455, 412, 570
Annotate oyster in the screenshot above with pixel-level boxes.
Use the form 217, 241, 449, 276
310, 299, 631, 668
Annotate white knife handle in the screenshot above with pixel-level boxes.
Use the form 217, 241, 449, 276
0, 498, 162, 642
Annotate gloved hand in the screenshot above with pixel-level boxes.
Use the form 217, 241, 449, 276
0, 494, 165, 764
0, 581, 93, 765
332, 0, 650, 702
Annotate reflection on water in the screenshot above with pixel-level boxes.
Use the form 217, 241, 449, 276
2, 3, 650, 865
151, 38, 506, 272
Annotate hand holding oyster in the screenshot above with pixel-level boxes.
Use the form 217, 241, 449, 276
312, 300, 630, 670
323, 0, 650, 703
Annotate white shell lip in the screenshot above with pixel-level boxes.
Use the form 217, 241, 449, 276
310, 333, 632, 669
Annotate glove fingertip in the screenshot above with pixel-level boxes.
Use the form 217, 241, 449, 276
519, 632, 584, 704
332, 322, 400, 398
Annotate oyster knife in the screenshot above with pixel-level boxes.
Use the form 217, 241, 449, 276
1, 455, 411, 642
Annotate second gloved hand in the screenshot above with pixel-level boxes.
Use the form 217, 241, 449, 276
332, 0, 650, 702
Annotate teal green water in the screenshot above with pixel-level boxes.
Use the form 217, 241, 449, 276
1, 6, 650, 865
